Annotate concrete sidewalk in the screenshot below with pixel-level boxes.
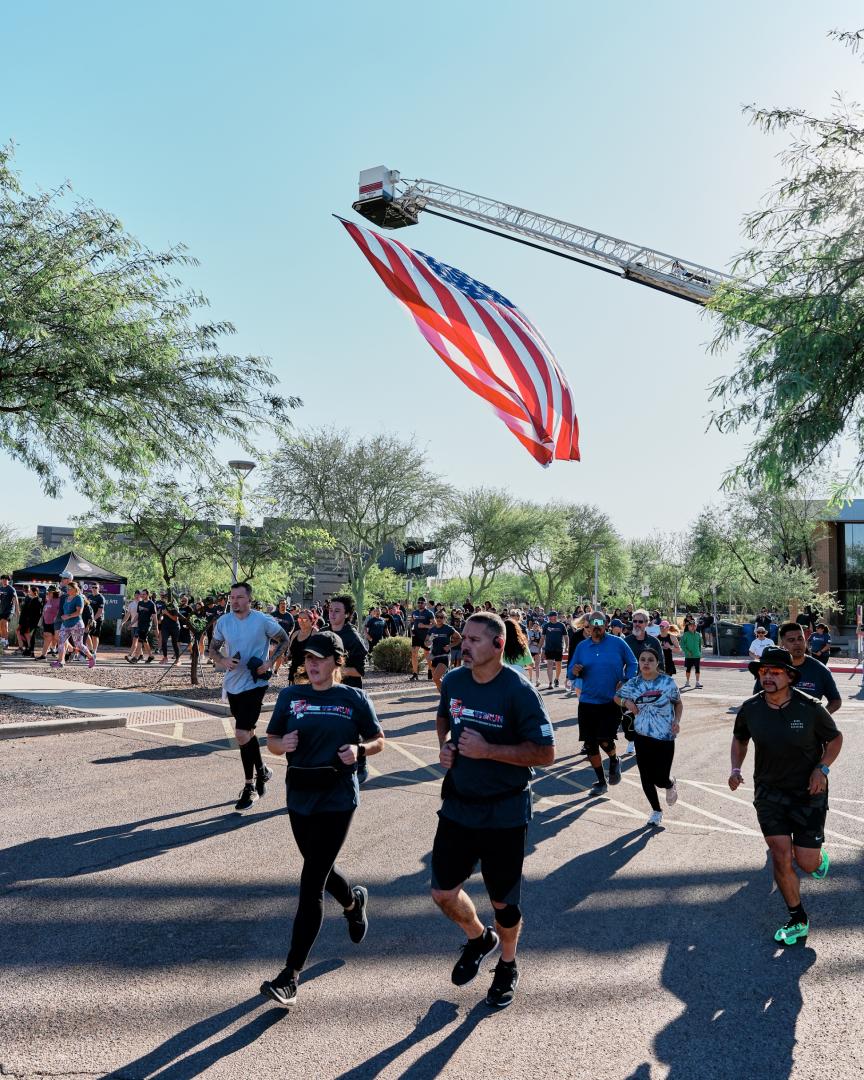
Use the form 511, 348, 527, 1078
0, 671, 216, 738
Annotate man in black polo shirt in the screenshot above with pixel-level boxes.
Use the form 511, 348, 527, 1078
432, 612, 555, 1009
731, 646, 842, 946
408, 596, 434, 683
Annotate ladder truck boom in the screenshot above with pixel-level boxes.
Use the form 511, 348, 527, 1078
352, 166, 736, 306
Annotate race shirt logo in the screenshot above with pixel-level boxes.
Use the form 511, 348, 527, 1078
289, 699, 353, 719
449, 698, 504, 729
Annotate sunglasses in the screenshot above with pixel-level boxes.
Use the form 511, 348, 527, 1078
632, 618, 646, 624
760, 667, 787, 677
590, 619, 605, 627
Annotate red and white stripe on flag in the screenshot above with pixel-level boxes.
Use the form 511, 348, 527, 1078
339, 217, 580, 467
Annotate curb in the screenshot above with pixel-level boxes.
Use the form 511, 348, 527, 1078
0, 714, 128, 740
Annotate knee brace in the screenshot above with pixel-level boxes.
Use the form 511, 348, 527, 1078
494, 903, 522, 928
600, 739, 616, 755
583, 739, 600, 756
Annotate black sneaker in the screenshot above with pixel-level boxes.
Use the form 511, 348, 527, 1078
427, 669, 433, 680
144, 655, 155, 664
255, 765, 273, 797
608, 757, 622, 786
554, 678, 559, 688
408, 674, 418, 682
451, 926, 499, 986
344, 885, 369, 943
260, 967, 298, 1008
234, 783, 259, 811
590, 778, 608, 794
486, 960, 519, 1009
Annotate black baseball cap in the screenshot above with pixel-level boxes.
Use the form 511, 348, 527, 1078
303, 631, 346, 659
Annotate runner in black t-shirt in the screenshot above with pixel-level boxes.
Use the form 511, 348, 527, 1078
750, 622, 842, 713
325, 594, 368, 690
731, 647, 842, 947
432, 612, 555, 1009
409, 596, 434, 682
87, 585, 105, 655
425, 610, 462, 691
539, 612, 567, 690
127, 590, 158, 663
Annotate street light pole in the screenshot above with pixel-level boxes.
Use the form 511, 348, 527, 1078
228, 460, 256, 583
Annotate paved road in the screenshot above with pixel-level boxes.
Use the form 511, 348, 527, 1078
1, 667, 863, 1079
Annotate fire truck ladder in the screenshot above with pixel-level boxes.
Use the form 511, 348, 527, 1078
352, 168, 736, 306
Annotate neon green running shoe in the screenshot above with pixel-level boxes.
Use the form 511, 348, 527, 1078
811, 848, 830, 882
774, 917, 809, 946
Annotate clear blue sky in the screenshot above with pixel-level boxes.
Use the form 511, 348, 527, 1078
4, 1, 862, 538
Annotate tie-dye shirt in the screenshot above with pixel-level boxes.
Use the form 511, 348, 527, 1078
617, 673, 680, 741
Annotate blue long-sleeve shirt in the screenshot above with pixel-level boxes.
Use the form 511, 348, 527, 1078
569, 634, 638, 703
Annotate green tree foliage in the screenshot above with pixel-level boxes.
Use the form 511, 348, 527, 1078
352, 565, 404, 609
0, 146, 299, 496
511, 503, 623, 609
0, 524, 43, 574
708, 30, 864, 494
263, 429, 450, 618
443, 488, 535, 596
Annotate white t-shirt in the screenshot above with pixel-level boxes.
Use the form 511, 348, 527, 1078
749, 636, 773, 659
214, 610, 282, 695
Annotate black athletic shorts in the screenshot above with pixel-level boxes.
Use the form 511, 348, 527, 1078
578, 700, 621, 749
412, 632, 430, 648
92, 618, 103, 635
684, 658, 700, 674
227, 685, 268, 731
753, 785, 827, 848
431, 654, 450, 669
0, 607, 13, 622
136, 624, 152, 642
543, 649, 563, 662
431, 813, 526, 905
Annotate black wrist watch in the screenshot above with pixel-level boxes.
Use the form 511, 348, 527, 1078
357, 745, 367, 763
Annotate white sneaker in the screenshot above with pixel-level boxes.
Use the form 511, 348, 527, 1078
648, 810, 663, 827
666, 779, 678, 806
625, 740, 635, 756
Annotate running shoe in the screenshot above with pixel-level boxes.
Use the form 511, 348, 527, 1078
590, 778, 608, 794
408, 673, 418, 682
87, 656, 96, 669
451, 926, 499, 986
144, 655, 155, 664
695, 682, 703, 689
159, 657, 169, 664
666, 778, 678, 806
774, 917, 809, 946
50, 661, 62, 669
554, 678, 559, 688
125, 656, 138, 664
234, 783, 259, 811
608, 757, 622, 785
811, 848, 830, 882
647, 810, 663, 827
260, 967, 298, 1008
486, 960, 519, 1009
255, 765, 273, 798
344, 885, 369, 943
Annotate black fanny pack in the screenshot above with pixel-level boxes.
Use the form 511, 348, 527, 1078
288, 764, 350, 791
440, 770, 527, 805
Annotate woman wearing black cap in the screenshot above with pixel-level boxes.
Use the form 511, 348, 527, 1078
260, 630, 385, 1008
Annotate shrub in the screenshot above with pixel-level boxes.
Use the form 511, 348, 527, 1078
371, 636, 412, 673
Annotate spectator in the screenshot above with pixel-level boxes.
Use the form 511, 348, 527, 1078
808, 622, 832, 664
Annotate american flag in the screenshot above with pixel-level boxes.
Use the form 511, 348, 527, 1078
340, 218, 580, 466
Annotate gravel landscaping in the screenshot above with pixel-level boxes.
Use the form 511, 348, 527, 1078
6, 649, 434, 701
0, 694, 97, 724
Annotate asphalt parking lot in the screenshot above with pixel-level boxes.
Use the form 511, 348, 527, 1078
1, 664, 863, 1079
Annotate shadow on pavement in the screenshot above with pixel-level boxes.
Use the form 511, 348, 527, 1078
102, 960, 344, 1080
332, 998, 459, 1079
0, 804, 286, 885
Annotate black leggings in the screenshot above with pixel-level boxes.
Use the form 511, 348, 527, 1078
285, 808, 355, 974
633, 733, 675, 812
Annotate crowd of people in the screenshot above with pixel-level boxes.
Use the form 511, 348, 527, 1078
0, 574, 847, 1011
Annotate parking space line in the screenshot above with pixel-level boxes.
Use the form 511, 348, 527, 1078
618, 775, 755, 833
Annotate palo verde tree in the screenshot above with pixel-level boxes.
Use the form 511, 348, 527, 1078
0, 145, 299, 496
443, 488, 535, 598
263, 429, 450, 618
708, 28, 864, 496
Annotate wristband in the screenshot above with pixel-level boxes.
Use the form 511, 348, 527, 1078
730, 768, 742, 777
357, 745, 367, 763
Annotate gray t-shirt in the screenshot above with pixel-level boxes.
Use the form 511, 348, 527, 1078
267, 684, 383, 815
214, 610, 282, 695
438, 666, 555, 829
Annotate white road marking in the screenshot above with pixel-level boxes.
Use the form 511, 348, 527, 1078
384, 738, 444, 779
618, 775, 756, 834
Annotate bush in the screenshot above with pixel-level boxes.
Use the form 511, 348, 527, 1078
371, 636, 412, 673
